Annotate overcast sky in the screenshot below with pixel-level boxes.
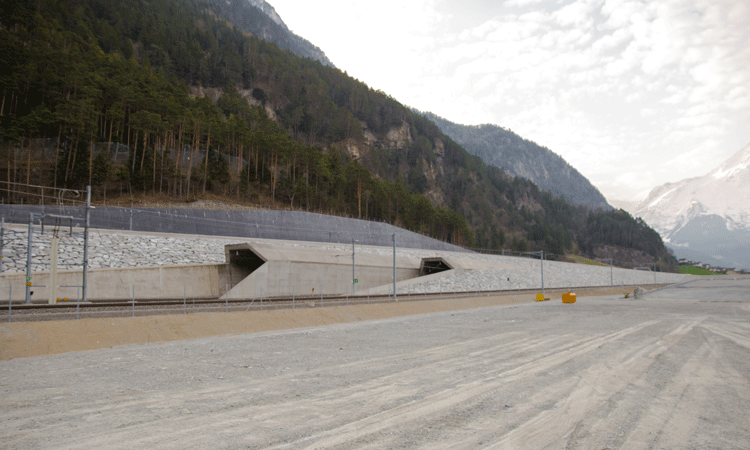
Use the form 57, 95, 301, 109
269, 0, 750, 206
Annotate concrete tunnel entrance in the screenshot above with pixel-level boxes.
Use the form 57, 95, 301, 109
227, 246, 266, 280
223, 243, 454, 298
420, 257, 452, 276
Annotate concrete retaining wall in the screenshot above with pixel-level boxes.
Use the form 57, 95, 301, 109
0, 264, 227, 302
227, 260, 420, 299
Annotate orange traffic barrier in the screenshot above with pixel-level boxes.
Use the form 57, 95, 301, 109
562, 292, 577, 303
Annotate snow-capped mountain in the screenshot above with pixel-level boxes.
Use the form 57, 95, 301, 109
633, 142, 750, 270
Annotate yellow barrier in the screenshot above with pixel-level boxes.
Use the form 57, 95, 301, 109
562, 292, 577, 303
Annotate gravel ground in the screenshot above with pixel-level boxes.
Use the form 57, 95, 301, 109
1, 277, 749, 449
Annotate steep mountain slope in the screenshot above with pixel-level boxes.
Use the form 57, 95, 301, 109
634, 142, 750, 270
424, 112, 612, 211
201, 0, 333, 66
0, 0, 674, 266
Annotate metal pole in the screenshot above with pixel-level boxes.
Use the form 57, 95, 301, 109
131, 285, 135, 317
0, 216, 4, 273
352, 238, 356, 296
25, 213, 33, 303
292, 285, 295, 310
76, 286, 80, 319
82, 186, 91, 304
183, 285, 186, 314
392, 234, 396, 302
541, 250, 545, 295
225, 284, 228, 312
7, 284, 11, 322
611, 260, 613, 287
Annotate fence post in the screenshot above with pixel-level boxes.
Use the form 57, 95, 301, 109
0, 216, 4, 273
25, 212, 33, 303
183, 285, 186, 314
131, 285, 135, 317
292, 285, 295, 310
392, 234, 396, 302
7, 284, 11, 322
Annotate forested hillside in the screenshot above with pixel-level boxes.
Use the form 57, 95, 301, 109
424, 112, 612, 211
0, 0, 676, 269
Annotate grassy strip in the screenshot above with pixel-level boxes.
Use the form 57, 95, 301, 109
569, 256, 608, 267
679, 266, 723, 275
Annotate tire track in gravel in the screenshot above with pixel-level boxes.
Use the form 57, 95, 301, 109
39, 331, 558, 450
53, 325, 648, 450
618, 328, 749, 450
262, 320, 660, 450
108, 333, 586, 449
700, 321, 750, 349
484, 318, 703, 450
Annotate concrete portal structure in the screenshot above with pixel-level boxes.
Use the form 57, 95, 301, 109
224, 242, 427, 298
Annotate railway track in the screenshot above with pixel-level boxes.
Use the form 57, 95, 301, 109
2, 284, 670, 322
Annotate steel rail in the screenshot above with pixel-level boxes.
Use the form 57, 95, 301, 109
4, 284, 671, 322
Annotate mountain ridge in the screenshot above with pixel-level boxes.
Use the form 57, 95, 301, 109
0, 0, 676, 268
423, 112, 613, 211
201, 0, 333, 67
634, 142, 750, 270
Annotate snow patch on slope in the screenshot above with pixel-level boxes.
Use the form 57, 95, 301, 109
633, 142, 750, 269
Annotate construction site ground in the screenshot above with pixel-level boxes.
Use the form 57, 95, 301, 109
1, 278, 749, 449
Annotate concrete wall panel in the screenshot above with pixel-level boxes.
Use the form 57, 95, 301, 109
226, 259, 419, 299
1, 264, 223, 302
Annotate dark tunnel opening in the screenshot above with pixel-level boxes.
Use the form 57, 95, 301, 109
229, 248, 266, 279
420, 258, 452, 276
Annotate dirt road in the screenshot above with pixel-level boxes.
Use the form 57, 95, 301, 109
1, 279, 749, 449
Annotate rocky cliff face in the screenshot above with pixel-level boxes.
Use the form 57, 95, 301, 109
204, 0, 333, 66
423, 112, 612, 211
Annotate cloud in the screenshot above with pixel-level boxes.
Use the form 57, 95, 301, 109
270, 0, 750, 202
554, 0, 598, 28
503, 0, 547, 7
